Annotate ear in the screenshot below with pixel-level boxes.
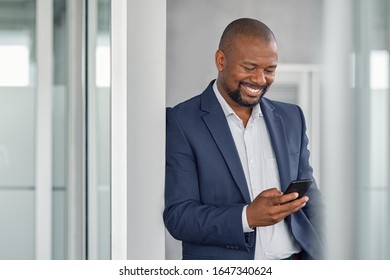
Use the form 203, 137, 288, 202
215, 50, 225, 72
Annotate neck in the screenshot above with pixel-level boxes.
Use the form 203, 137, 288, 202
234, 107, 252, 127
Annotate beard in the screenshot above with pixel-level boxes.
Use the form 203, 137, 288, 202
223, 81, 270, 108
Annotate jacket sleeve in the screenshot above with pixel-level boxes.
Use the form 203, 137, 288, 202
294, 106, 326, 258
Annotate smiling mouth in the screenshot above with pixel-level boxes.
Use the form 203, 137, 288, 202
240, 82, 263, 96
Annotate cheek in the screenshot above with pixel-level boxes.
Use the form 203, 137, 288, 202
222, 67, 251, 86
232, 71, 251, 83
226, 72, 245, 84
266, 76, 275, 85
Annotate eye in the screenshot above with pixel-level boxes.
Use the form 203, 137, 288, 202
264, 68, 275, 75
242, 65, 256, 71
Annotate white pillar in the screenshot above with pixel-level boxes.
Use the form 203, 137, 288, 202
322, 0, 355, 259
111, 0, 166, 260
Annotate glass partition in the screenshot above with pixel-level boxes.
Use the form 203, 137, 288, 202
0, 0, 36, 260
0, 0, 111, 260
88, 0, 111, 259
354, 0, 390, 259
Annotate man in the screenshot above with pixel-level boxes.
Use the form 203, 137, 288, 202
164, 18, 324, 260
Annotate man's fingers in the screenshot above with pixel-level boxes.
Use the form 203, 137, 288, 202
271, 192, 299, 205
277, 196, 309, 214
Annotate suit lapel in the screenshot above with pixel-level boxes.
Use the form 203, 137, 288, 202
261, 99, 291, 191
200, 83, 251, 203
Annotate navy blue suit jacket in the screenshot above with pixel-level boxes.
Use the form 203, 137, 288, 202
164, 81, 325, 260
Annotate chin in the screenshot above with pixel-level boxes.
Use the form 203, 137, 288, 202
241, 94, 264, 107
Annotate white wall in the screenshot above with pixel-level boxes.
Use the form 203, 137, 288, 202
166, 0, 324, 107
124, 0, 167, 260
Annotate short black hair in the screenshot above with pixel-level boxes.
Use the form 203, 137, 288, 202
218, 18, 276, 53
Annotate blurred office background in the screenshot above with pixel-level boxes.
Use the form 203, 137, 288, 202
0, 0, 388, 260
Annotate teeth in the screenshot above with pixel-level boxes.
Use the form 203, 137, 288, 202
244, 85, 260, 93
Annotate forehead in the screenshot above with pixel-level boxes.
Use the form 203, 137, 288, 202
228, 36, 278, 63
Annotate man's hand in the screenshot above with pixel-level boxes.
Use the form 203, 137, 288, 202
246, 188, 308, 228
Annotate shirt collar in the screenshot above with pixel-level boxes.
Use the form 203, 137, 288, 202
212, 80, 263, 119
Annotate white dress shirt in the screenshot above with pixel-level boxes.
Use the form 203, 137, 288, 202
213, 81, 301, 259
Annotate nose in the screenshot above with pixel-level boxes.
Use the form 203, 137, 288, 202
251, 69, 267, 85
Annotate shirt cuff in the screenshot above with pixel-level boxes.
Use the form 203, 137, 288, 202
242, 205, 254, 233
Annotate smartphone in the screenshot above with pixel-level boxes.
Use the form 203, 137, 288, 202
284, 179, 313, 199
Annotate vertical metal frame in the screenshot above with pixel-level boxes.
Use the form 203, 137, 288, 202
86, 0, 99, 260
35, 0, 53, 260
67, 0, 87, 259
310, 69, 322, 185
36, 0, 87, 260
